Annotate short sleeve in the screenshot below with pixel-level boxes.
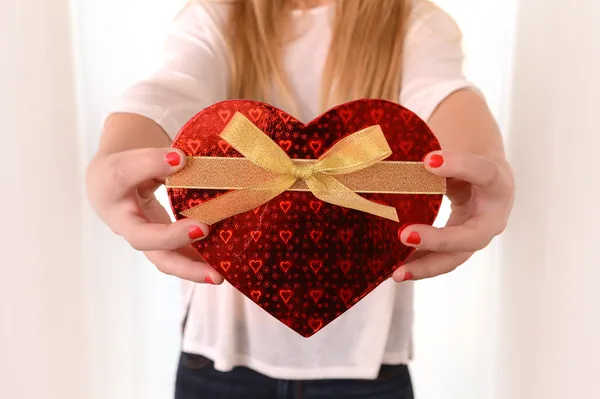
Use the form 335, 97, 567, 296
400, 2, 476, 122
108, 3, 230, 139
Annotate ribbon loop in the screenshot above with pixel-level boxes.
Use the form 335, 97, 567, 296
314, 125, 393, 175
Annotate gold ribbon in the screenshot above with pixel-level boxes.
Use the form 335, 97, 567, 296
166, 112, 445, 225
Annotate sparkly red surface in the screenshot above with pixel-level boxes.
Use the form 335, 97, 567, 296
168, 99, 442, 337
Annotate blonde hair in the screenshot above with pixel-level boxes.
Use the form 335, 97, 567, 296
214, 0, 411, 113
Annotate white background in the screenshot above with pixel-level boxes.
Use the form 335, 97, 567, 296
2, 0, 599, 398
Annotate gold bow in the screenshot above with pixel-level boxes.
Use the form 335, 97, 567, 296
166, 112, 445, 225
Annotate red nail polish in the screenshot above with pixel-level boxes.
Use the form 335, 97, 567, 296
204, 276, 215, 285
165, 151, 181, 167
404, 272, 414, 281
188, 225, 205, 240
428, 154, 444, 168
406, 232, 421, 245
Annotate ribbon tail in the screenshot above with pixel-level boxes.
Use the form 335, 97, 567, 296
306, 175, 400, 223
181, 175, 297, 225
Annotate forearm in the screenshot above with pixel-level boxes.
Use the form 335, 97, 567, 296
96, 113, 172, 157
428, 89, 507, 164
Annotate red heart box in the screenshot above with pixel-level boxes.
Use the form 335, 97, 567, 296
167, 99, 442, 337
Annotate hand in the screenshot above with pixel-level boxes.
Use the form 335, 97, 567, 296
392, 150, 514, 282
86, 147, 223, 284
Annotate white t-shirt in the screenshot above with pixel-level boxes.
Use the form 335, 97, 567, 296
111, 0, 474, 380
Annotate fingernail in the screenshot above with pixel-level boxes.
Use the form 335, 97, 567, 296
403, 271, 414, 282
428, 154, 444, 168
204, 276, 215, 285
188, 225, 205, 240
398, 223, 413, 239
165, 151, 181, 166
406, 232, 421, 245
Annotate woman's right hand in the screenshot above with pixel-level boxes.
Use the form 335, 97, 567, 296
86, 147, 223, 284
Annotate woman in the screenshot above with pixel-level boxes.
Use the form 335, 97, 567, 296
86, 0, 514, 397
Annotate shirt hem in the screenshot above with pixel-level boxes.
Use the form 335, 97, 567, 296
181, 339, 411, 380
381, 351, 411, 365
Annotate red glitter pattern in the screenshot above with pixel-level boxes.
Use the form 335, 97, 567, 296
168, 99, 442, 337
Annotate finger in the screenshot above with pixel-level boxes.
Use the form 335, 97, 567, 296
423, 150, 499, 188
399, 217, 495, 253
145, 250, 224, 284
111, 148, 186, 195
138, 179, 164, 200
404, 249, 432, 263
119, 214, 210, 251
392, 251, 473, 282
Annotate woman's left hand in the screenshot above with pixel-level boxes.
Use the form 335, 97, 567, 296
392, 149, 514, 282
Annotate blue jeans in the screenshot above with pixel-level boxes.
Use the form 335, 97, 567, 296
175, 352, 414, 399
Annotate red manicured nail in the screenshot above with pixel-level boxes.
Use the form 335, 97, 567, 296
188, 225, 205, 240
403, 271, 414, 281
428, 154, 444, 168
204, 276, 215, 285
165, 151, 181, 166
406, 231, 421, 245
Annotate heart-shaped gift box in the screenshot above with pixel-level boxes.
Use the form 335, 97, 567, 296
166, 99, 444, 337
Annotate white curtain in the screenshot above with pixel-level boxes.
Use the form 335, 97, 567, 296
2, 0, 599, 398
497, 1, 600, 398
1, 1, 84, 398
